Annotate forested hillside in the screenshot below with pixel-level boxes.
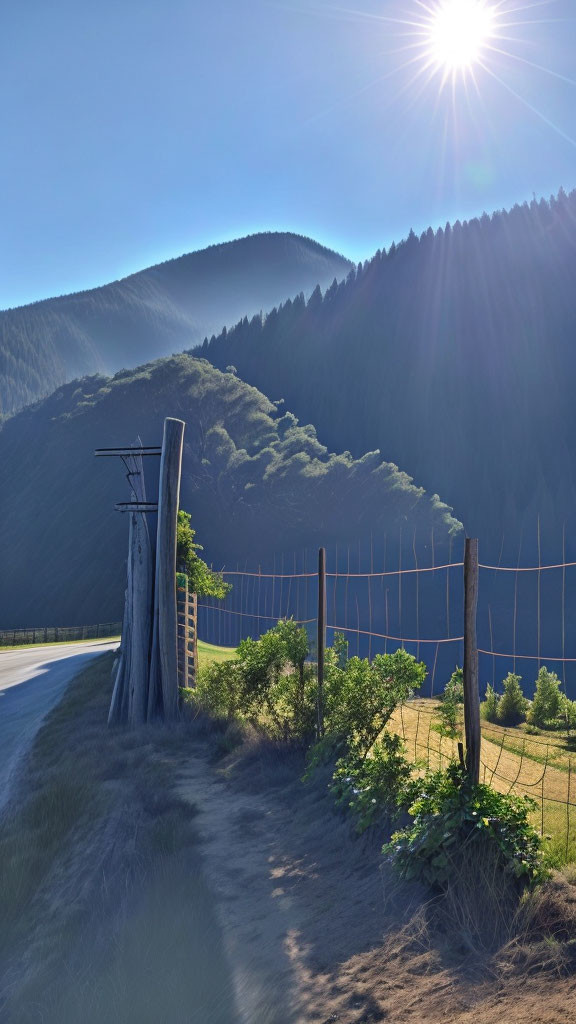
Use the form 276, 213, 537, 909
0, 355, 459, 628
0, 233, 351, 416
198, 190, 576, 560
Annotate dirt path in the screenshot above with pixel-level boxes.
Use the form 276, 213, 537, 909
176, 729, 576, 1024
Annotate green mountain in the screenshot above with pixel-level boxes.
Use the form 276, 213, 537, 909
0, 355, 459, 629
0, 233, 352, 416
196, 190, 576, 561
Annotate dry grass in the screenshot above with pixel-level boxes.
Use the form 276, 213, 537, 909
0, 653, 238, 1024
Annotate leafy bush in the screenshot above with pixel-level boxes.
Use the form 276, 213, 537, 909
524, 723, 541, 736
176, 510, 231, 599
528, 667, 566, 729
324, 641, 427, 755
192, 623, 317, 742
188, 661, 245, 719
497, 673, 528, 726
434, 668, 463, 739
384, 763, 547, 889
482, 683, 499, 724
330, 733, 414, 832
236, 619, 315, 741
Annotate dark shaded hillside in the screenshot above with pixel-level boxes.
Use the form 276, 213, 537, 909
197, 190, 576, 562
0, 233, 352, 416
0, 355, 459, 629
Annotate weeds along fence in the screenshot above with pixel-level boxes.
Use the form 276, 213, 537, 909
0, 622, 122, 646
389, 699, 576, 862
198, 537, 576, 856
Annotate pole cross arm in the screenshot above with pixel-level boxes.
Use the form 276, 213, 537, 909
115, 502, 159, 513
95, 447, 162, 457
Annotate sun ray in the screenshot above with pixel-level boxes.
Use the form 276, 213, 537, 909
478, 58, 576, 147
486, 45, 576, 87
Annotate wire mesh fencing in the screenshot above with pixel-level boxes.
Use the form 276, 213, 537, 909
196, 531, 576, 857
0, 622, 122, 646
388, 698, 576, 860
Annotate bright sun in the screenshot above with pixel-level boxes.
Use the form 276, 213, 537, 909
427, 0, 497, 74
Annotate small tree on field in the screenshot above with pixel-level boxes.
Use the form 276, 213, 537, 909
483, 684, 499, 723
528, 667, 564, 728
436, 668, 464, 739
497, 673, 528, 726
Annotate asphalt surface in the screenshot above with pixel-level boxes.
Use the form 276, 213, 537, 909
0, 640, 119, 813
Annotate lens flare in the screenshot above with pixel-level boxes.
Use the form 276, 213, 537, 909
427, 0, 497, 72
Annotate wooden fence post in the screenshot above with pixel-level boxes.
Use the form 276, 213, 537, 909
317, 546, 326, 739
463, 538, 481, 785
151, 417, 185, 722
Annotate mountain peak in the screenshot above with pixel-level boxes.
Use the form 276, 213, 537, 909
0, 232, 352, 416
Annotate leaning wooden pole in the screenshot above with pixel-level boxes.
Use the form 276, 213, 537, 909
152, 418, 185, 722
463, 538, 481, 785
317, 546, 326, 739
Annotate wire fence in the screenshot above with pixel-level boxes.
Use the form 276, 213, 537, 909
197, 532, 576, 854
389, 698, 576, 860
199, 536, 576, 694
0, 622, 122, 646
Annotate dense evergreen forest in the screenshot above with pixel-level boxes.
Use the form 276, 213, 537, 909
0, 355, 459, 628
0, 233, 351, 416
197, 190, 576, 563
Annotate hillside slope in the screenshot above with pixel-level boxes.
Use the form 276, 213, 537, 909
197, 190, 576, 560
0, 233, 352, 415
0, 355, 459, 629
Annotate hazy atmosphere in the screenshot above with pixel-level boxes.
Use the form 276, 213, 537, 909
3, 2, 576, 1023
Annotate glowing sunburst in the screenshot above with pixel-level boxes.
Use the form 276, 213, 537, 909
426, 0, 497, 73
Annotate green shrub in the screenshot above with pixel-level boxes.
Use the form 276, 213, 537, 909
324, 642, 427, 755
331, 732, 413, 832
524, 723, 541, 735
193, 660, 245, 719
236, 620, 315, 741
482, 683, 499, 723
528, 667, 565, 729
434, 667, 464, 739
384, 763, 547, 889
497, 673, 528, 726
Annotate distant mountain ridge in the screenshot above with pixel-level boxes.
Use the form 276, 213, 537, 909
0, 354, 459, 628
0, 232, 352, 415
196, 188, 576, 560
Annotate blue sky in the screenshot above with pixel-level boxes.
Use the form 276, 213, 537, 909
2, 0, 575, 308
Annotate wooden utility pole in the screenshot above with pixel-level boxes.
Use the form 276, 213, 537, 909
97, 425, 189, 728
463, 538, 481, 785
317, 546, 326, 739
125, 456, 154, 726
150, 418, 185, 722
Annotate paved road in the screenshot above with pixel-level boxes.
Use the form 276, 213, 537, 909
0, 641, 119, 813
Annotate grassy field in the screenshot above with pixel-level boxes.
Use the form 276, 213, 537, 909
197, 639, 236, 668
389, 698, 576, 863
0, 652, 237, 1022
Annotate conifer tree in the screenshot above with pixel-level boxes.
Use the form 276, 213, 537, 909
483, 683, 499, 723
528, 667, 564, 728
497, 673, 528, 726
